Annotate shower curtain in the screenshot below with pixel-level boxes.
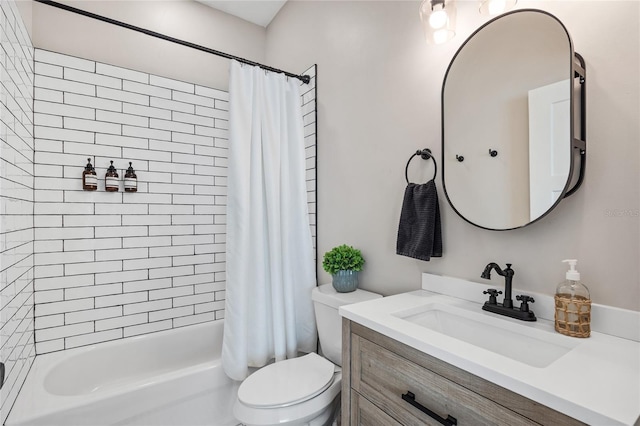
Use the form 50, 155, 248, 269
222, 61, 317, 381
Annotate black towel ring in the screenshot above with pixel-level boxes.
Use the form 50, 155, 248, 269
405, 148, 437, 184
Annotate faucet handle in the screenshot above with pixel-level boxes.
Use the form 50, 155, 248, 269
516, 295, 535, 312
483, 289, 502, 305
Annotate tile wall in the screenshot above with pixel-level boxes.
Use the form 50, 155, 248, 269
32, 49, 230, 354
32, 50, 317, 354
0, 2, 35, 424
302, 65, 317, 259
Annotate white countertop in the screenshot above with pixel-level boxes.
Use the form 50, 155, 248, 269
339, 274, 640, 426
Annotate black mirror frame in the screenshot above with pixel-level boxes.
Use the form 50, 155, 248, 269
441, 9, 587, 231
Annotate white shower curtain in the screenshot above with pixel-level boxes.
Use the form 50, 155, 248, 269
222, 61, 317, 381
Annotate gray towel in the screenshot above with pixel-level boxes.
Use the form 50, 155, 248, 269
396, 179, 442, 261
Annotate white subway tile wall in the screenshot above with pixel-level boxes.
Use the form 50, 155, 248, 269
302, 65, 317, 254
32, 50, 317, 355
0, 2, 35, 424
32, 49, 229, 354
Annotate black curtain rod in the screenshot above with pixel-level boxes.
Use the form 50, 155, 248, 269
34, 0, 311, 84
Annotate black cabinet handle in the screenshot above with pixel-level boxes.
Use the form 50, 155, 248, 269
401, 391, 457, 426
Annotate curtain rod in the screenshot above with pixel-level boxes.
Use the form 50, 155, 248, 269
34, 0, 311, 84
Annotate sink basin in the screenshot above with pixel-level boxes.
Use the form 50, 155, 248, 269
393, 302, 579, 368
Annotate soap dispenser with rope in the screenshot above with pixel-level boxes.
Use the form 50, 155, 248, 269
554, 259, 591, 338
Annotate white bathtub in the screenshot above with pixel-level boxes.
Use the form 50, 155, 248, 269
7, 321, 240, 426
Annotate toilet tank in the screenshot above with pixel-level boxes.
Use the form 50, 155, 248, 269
311, 284, 382, 366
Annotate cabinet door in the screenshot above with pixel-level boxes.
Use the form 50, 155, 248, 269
352, 335, 538, 426
350, 392, 402, 426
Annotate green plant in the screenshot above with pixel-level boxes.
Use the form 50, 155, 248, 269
322, 244, 365, 275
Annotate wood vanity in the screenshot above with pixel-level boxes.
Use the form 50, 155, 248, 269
342, 320, 584, 425
339, 274, 640, 425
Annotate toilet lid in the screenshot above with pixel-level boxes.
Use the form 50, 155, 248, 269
238, 353, 335, 408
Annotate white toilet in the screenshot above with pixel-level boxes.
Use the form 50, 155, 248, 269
233, 283, 382, 426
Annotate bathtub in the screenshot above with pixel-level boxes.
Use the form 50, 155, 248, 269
6, 321, 241, 426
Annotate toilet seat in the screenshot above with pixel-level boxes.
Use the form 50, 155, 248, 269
234, 370, 342, 426
237, 353, 335, 408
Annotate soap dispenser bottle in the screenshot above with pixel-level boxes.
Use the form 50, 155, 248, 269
82, 158, 97, 191
124, 162, 137, 193
105, 161, 119, 192
554, 259, 591, 338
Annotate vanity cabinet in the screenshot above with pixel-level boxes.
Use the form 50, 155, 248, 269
342, 320, 585, 426
350, 392, 402, 426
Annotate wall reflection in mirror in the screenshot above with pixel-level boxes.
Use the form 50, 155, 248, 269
442, 9, 586, 230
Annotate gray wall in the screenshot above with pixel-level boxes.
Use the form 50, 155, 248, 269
24, 0, 640, 310
28, 0, 267, 90
265, 1, 640, 311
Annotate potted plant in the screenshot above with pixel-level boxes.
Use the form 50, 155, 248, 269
322, 244, 365, 293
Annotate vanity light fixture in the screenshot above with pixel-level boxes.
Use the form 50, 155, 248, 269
419, 0, 457, 45
479, 0, 517, 16
420, 0, 517, 45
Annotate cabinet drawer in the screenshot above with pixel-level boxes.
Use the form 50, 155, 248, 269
350, 391, 402, 426
351, 334, 537, 426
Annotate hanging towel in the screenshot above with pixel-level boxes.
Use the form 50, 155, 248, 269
396, 179, 442, 261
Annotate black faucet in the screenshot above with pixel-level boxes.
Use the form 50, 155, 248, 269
481, 263, 536, 321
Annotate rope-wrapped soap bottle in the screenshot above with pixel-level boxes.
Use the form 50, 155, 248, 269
554, 259, 591, 338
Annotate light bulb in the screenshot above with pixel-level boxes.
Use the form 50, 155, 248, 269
488, 0, 506, 15
420, 0, 457, 45
429, 9, 448, 29
433, 29, 450, 44
479, 0, 516, 16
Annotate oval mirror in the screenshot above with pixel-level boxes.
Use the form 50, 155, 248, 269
442, 9, 586, 231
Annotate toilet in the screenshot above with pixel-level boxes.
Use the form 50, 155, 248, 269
233, 283, 382, 426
